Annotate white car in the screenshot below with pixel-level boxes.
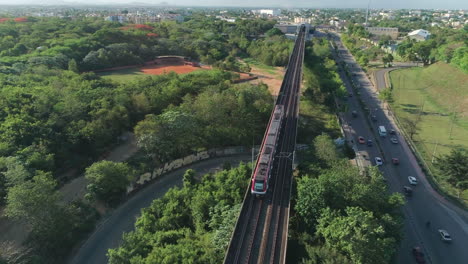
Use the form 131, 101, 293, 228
438, 229, 452, 242
375, 157, 383, 166
390, 137, 398, 144
408, 176, 418, 185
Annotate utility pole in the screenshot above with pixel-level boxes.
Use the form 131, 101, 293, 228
431, 140, 439, 163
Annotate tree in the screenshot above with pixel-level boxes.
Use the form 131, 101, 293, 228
302, 245, 353, 264
382, 54, 394, 67
135, 111, 200, 165
378, 88, 394, 103
183, 169, 196, 187
358, 55, 369, 67
411, 40, 435, 65
5, 172, 61, 227
68, 58, 79, 73
435, 149, 468, 191
313, 134, 341, 165
85, 161, 133, 205
401, 114, 422, 140
265, 28, 283, 37
317, 207, 396, 264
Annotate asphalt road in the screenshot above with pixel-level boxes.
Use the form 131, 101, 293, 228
328, 32, 468, 264
69, 154, 251, 264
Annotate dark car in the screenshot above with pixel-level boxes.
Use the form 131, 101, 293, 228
412, 247, 426, 264
352, 111, 358, 117
403, 186, 413, 196
392, 158, 400, 165
367, 139, 373, 146
371, 115, 377, 122
390, 129, 396, 135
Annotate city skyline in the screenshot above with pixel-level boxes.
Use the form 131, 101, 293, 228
0, 0, 467, 10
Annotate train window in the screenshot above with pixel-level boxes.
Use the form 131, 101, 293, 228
254, 180, 264, 191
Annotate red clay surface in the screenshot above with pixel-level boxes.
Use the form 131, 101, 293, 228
140, 64, 209, 75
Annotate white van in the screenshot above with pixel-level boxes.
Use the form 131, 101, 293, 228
378, 126, 387, 137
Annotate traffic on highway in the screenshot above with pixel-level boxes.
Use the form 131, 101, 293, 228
326, 31, 468, 264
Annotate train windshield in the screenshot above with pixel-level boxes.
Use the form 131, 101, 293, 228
254, 180, 264, 192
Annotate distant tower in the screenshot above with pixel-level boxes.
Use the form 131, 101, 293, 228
365, 0, 371, 26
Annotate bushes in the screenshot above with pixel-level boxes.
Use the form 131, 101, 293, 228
107, 164, 251, 264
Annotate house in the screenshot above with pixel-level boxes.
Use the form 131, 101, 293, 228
408, 29, 431, 41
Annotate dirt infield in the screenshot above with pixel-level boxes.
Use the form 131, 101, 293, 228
140, 64, 209, 75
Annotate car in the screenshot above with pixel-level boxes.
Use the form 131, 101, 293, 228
390, 129, 396, 135
375, 157, 383, 166
438, 229, 452, 242
390, 137, 398, 144
408, 176, 418, 185
412, 247, 426, 264
403, 186, 413, 196
367, 139, 373, 146
371, 115, 377, 122
352, 111, 358, 117
348, 92, 353, 97
392, 158, 400, 165
358, 136, 365, 144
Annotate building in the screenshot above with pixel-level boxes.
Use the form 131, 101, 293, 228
408, 29, 431, 41
105, 15, 126, 23
365, 27, 399, 39
158, 14, 184, 23
294, 17, 312, 24
254, 9, 281, 16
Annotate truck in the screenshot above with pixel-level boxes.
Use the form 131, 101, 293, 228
378, 126, 387, 137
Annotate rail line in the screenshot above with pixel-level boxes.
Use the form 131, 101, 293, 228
224, 25, 306, 264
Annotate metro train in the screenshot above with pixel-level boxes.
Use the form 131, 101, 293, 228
251, 105, 284, 195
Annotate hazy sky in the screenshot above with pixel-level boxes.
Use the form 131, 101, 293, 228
0, 0, 467, 9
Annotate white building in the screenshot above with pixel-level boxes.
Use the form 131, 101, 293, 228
258, 9, 281, 16
408, 29, 431, 41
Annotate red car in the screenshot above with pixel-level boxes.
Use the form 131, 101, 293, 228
412, 247, 426, 264
358, 136, 365, 144
392, 158, 399, 165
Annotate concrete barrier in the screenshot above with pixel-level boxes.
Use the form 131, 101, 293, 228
127, 146, 254, 193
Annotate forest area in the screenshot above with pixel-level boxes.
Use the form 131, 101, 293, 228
104, 38, 404, 264
0, 14, 294, 264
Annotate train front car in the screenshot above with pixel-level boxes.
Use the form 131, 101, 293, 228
251, 105, 284, 196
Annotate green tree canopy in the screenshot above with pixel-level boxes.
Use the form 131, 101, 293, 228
85, 160, 133, 205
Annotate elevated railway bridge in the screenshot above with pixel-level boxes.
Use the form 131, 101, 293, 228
224, 25, 306, 264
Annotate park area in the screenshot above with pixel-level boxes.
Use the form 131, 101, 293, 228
389, 62, 468, 202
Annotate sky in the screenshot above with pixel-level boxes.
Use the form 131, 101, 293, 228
0, 0, 467, 10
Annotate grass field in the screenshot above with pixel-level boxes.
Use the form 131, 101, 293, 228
389, 62, 468, 203
98, 65, 206, 82
243, 58, 279, 75
98, 67, 147, 82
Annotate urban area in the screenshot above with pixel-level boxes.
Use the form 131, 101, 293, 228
0, 1, 467, 264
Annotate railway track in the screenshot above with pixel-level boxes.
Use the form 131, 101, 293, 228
224, 25, 306, 264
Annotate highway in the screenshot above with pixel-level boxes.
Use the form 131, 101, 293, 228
327, 31, 468, 264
